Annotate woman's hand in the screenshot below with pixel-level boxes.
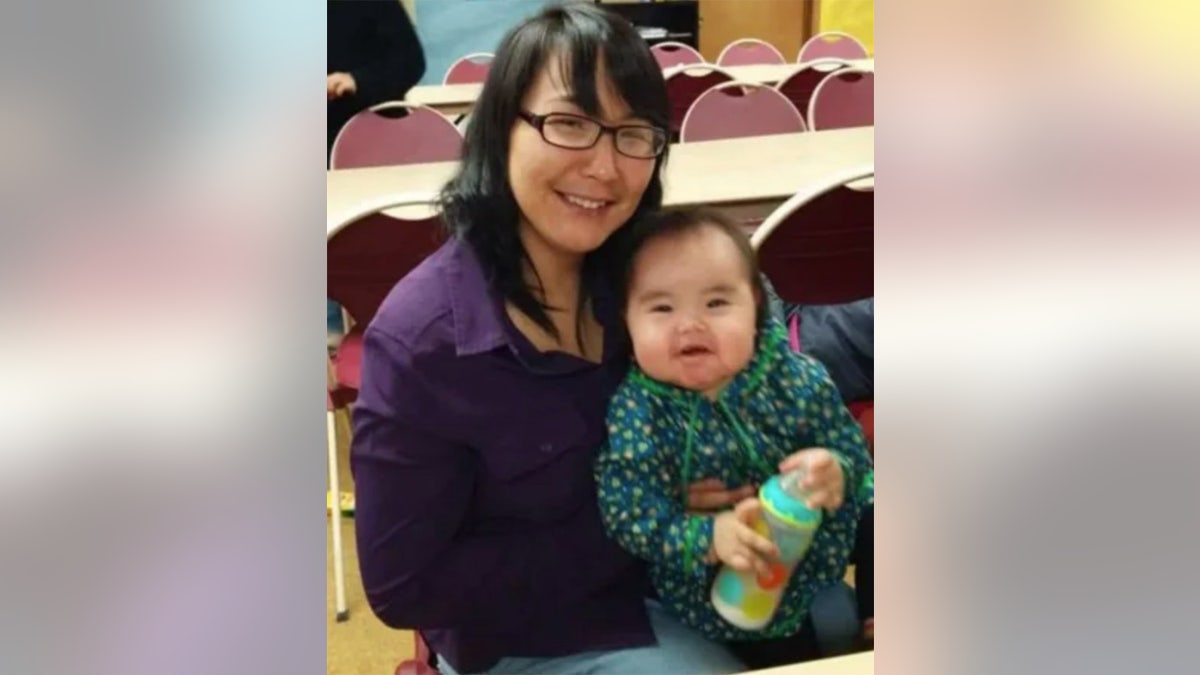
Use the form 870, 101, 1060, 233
779, 448, 845, 512
686, 478, 756, 514
711, 498, 778, 576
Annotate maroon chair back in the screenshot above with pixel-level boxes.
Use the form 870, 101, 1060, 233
651, 42, 705, 69
775, 59, 851, 119
798, 32, 869, 63
444, 53, 494, 84
664, 65, 735, 136
330, 104, 463, 169
755, 184, 874, 304
716, 39, 787, 66
808, 69, 874, 131
327, 201, 445, 392
680, 82, 805, 142
327, 210, 445, 331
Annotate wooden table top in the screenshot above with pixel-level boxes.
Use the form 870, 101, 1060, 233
405, 59, 874, 114
743, 651, 874, 675
328, 126, 873, 236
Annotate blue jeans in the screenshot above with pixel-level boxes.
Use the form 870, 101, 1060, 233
438, 600, 745, 675
327, 300, 343, 334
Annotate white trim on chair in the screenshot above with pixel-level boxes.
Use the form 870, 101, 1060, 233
797, 31, 869, 63
327, 192, 442, 240
806, 66, 874, 132
443, 52, 495, 85
772, 58, 854, 97
367, 100, 459, 123
662, 63, 737, 81
679, 81, 806, 143
788, 57, 855, 79
716, 38, 787, 66
370, 100, 462, 136
750, 164, 875, 250
651, 41, 706, 65
367, 100, 418, 113
328, 102, 461, 170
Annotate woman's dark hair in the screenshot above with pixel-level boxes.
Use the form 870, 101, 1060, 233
619, 206, 768, 325
438, 2, 670, 342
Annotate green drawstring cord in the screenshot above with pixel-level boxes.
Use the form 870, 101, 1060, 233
680, 398, 702, 571
680, 397, 771, 573
679, 398, 701, 506
720, 399, 777, 478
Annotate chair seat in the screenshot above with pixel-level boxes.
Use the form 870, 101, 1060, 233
395, 660, 438, 675
332, 326, 364, 395
396, 632, 440, 675
847, 400, 873, 455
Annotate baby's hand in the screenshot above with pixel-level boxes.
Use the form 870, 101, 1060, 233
711, 498, 778, 576
779, 448, 845, 512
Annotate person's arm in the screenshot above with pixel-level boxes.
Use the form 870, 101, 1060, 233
350, 1, 426, 106
595, 387, 715, 578
352, 329, 634, 630
795, 299, 874, 402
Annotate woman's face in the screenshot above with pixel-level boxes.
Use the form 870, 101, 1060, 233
508, 53, 658, 260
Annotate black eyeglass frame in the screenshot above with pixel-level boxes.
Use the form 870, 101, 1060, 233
517, 110, 668, 159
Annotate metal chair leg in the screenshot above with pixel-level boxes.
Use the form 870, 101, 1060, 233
327, 408, 349, 622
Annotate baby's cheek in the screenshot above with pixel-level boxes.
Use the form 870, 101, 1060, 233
632, 334, 674, 381
723, 326, 758, 371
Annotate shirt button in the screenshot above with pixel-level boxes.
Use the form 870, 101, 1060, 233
539, 443, 554, 453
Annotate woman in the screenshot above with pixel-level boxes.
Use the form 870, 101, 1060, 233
351, 4, 746, 674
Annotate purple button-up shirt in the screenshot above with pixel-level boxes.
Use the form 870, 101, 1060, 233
351, 237, 656, 673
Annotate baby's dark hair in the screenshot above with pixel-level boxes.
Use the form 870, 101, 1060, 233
619, 206, 767, 323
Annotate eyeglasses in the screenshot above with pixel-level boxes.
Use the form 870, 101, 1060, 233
518, 111, 667, 159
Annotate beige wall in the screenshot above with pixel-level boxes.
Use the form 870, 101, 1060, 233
699, 0, 809, 63
401, 0, 416, 22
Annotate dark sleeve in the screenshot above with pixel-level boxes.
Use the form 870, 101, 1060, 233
854, 503, 874, 619
795, 299, 873, 402
351, 328, 635, 631
759, 273, 789, 325
350, 1, 426, 106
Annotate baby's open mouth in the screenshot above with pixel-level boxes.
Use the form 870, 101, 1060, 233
680, 345, 711, 356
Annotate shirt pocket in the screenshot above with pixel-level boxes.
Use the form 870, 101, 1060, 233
474, 406, 598, 522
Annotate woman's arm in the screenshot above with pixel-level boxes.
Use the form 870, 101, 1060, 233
352, 329, 634, 631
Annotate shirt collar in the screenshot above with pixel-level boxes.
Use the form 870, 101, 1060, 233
445, 237, 509, 356
444, 236, 627, 366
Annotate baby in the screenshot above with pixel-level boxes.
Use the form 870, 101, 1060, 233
596, 206, 874, 666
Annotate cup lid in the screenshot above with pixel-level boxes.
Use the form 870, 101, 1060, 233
760, 474, 822, 527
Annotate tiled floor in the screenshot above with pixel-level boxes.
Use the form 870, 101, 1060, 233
328, 515, 414, 675
328, 408, 412, 674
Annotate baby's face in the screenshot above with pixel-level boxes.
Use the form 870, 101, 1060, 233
625, 224, 758, 399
